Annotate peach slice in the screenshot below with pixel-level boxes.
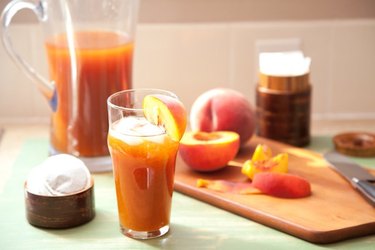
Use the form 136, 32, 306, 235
242, 144, 288, 180
179, 131, 240, 172
251, 144, 272, 162
143, 94, 187, 141
252, 172, 311, 198
197, 173, 311, 198
196, 179, 260, 194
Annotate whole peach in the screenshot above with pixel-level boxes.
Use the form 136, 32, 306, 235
190, 88, 255, 146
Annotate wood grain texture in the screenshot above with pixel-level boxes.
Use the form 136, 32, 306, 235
174, 136, 375, 244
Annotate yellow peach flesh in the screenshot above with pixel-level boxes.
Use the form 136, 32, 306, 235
241, 144, 288, 180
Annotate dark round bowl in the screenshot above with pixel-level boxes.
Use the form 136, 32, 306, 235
24, 177, 95, 229
333, 132, 375, 157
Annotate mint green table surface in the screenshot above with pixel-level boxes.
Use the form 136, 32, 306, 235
0, 137, 374, 250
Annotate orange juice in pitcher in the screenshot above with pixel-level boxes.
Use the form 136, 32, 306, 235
46, 31, 134, 157
1, 0, 140, 172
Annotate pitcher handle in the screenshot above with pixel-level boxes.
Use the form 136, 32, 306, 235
1, 0, 57, 110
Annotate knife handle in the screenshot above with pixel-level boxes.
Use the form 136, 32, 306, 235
354, 179, 375, 207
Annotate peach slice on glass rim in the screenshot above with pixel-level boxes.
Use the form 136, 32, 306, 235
142, 94, 187, 141
179, 131, 240, 172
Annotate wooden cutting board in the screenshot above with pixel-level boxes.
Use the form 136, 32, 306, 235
174, 136, 375, 244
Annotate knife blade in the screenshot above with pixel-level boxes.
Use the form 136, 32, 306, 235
324, 151, 375, 207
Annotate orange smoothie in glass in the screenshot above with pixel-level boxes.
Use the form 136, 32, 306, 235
107, 89, 186, 239
46, 31, 133, 157
108, 117, 179, 235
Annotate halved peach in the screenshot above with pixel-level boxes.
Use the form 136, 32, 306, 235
242, 144, 288, 180
143, 94, 187, 141
179, 131, 240, 172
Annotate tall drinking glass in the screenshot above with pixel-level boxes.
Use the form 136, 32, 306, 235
1, 0, 139, 172
107, 89, 181, 239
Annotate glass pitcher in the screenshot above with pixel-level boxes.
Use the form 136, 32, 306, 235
1, 0, 139, 172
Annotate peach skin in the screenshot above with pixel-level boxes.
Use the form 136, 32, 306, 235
190, 88, 255, 146
252, 172, 311, 198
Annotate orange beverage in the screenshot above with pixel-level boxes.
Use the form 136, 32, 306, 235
46, 31, 133, 157
108, 116, 179, 238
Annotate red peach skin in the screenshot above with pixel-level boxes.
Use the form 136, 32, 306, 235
190, 88, 255, 146
252, 172, 311, 198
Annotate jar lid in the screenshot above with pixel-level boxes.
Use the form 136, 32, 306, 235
259, 73, 310, 92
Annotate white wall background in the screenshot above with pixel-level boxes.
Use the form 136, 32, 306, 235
0, 19, 375, 123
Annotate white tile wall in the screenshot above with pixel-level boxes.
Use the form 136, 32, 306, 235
1, 19, 375, 123
330, 21, 375, 117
